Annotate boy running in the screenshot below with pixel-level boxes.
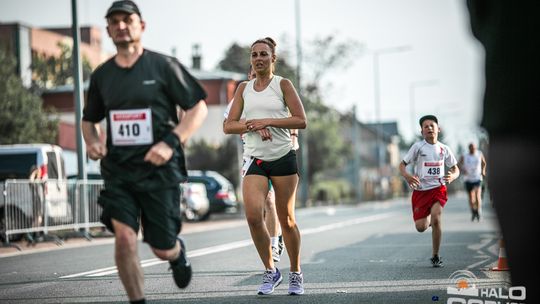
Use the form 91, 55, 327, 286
399, 115, 460, 267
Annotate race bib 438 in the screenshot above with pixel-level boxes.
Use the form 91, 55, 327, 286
421, 161, 444, 179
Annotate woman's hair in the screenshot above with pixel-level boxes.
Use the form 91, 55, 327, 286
251, 37, 277, 54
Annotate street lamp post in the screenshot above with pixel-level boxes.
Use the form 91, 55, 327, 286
409, 79, 439, 141
295, 0, 309, 207
372, 46, 411, 171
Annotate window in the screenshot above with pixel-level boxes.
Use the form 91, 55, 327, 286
47, 152, 59, 179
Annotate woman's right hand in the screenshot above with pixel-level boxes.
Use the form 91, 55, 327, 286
257, 128, 272, 141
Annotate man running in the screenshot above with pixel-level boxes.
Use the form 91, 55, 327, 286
458, 143, 486, 221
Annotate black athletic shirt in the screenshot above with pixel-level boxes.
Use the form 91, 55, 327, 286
83, 49, 207, 190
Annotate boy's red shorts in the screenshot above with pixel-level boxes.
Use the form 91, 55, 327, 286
411, 185, 448, 221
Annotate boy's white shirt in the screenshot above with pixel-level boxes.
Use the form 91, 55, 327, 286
403, 139, 458, 190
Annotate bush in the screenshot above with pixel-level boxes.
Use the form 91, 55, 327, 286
309, 178, 352, 205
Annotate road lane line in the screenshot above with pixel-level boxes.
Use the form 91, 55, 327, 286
60, 266, 120, 278
61, 212, 398, 278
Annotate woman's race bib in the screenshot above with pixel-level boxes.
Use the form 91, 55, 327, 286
241, 156, 254, 177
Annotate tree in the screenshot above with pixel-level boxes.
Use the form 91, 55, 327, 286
304, 101, 351, 183
302, 35, 364, 103
300, 36, 362, 182
217, 43, 251, 74
31, 41, 92, 90
0, 48, 58, 144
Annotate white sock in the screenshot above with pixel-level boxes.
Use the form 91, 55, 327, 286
290, 271, 302, 274
270, 237, 279, 248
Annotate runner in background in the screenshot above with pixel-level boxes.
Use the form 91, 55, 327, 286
458, 142, 486, 221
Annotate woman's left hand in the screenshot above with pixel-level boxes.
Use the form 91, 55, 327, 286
246, 119, 269, 131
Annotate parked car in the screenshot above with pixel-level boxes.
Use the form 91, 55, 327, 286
180, 182, 210, 221
186, 170, 238, 218
0, 144, 70, 242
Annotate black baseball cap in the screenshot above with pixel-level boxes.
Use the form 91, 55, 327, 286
419, 114, 438, 126
105, 0, 141, 18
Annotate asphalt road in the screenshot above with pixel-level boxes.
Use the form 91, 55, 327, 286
0, 192, 509, 303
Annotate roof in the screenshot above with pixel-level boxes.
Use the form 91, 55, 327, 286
41, 80, 90, 94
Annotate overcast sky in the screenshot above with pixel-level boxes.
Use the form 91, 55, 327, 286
0, 0, 486, 151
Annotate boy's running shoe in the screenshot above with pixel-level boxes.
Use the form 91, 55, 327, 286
431, 255, 443, 268
257, 268, 283, 295
288, 272, 304, 295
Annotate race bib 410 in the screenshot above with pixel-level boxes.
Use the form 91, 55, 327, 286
110, 108, 153, 146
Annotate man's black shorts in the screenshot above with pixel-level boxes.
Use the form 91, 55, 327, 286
98, 183, 181, 250
245, 150, 298, 177
464, 180, 482, 192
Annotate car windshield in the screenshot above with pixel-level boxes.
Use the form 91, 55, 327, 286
0, 152, 36, 180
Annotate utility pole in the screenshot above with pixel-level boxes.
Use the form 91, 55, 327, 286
351, 105, 362, 202
71, 0, 86, 180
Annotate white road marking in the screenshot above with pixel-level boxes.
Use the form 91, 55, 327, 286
60, 212, 397, 279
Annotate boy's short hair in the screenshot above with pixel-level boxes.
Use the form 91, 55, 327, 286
419, 115, 438, 126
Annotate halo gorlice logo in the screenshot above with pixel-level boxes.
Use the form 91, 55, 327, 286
447, 270, 479, 297
446, 270, 526, 304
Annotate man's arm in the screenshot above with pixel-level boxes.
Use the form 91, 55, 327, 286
81, 120, 107, 160
480, 153, 487, 177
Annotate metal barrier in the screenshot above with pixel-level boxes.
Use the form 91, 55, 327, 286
1, 179, 105, 247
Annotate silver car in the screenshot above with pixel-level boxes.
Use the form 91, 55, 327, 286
180, 182, 210, 221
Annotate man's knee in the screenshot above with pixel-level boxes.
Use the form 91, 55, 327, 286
152, 244, 177, 261
114, 221, 137, 243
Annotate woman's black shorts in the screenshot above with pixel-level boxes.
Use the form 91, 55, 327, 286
245, 150, 298, 177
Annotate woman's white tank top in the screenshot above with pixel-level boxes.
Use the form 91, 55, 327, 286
242, 75, 293, 161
